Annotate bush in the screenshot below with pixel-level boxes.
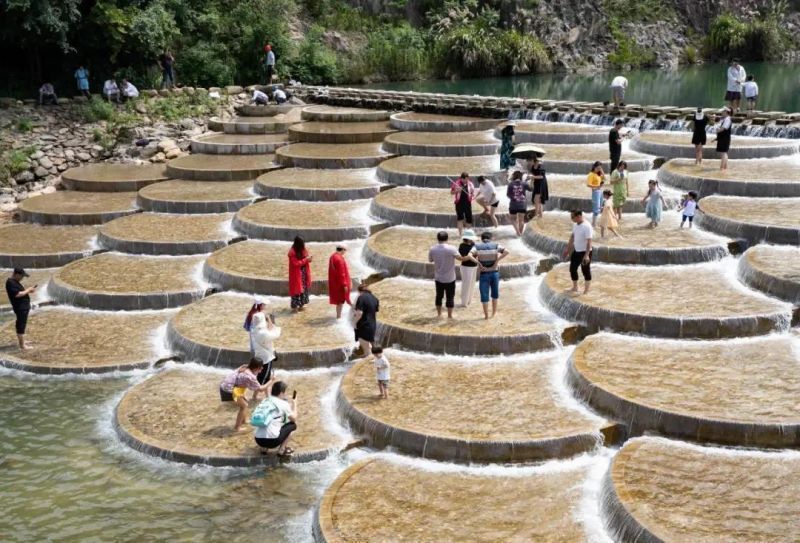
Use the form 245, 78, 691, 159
683, 45, 699, 64
16, 118, 32, 133
607, 28, 657, 69
179, 42, 236, 87
288, 26, 340, 84
706, 13, 788, 61
81, 99, 116, 123
361, 24, 427, 81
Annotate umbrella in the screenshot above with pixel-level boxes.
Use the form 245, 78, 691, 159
510, 144, 546, 159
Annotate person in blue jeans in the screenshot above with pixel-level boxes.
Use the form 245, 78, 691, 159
472, 231, 509, 320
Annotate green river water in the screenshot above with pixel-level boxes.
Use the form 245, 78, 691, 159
368, 62, 800, 113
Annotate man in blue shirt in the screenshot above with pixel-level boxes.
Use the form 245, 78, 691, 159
265, 44, 276, 83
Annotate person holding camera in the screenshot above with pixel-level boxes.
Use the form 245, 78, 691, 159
244, 299, 281, 382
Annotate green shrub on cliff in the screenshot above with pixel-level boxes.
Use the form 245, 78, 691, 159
707, 13, 788, 60
607, 28, 657, 69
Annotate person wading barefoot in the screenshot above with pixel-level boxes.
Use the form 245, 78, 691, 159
563, 210, 593, 296
473, 231, 508, 319
713, 107, 733, 171
450, 172, 475, 237
506, 170, 532, 236
288, 236, 312, 312
428, 231, 467, 319
5, 268, 36, 351
353, 283, 379, 357
328, 245, 352, 318
475, 176, 500, 228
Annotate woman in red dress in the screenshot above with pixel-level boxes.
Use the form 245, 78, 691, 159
327, 245, 351, 318
288, 236, 312, 311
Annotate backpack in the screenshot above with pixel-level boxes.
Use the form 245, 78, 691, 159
251, 398, 279, 427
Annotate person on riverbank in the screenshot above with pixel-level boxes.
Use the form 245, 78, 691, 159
743, 75, 759, 112
6, 268, 35, 351
158, 49, 176, 89
642, 180, 666, 228
714, 107, 733, 171
563, 210, 592, 296
458, 230, 479, 307
74, 65, 90, 98
219, 357, 273, 431
251, 88, 268, 105
38, 83, 57, 105
725, 59, 746, 113
678, 191, 698, 228
353, 283, 379, 356
475, 175, 500, 228
273, 87, 288, 104
507, 170, 532, 236
529, 156, 549, 219
450, 172, 475, 236
691, 108, 709, 165
120, 79, 139, 101
608, 119, 624, 172
610, 160, 629, 220
264, 44, 276, 84
288, 236, 312, 312
587, 161, 606, 227
429, 230, 461, 318
499, 121, 516, 180
598, 190, 622, 239
252, 380, 297, 458
244, 300, 280, 380
371, 346, 390, 399
474, 231, 508, 320
610, 75, 628, 107
103, 78, 120, 103
328, 245, 351, 318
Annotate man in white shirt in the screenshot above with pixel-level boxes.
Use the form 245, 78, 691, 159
475, 175, 499, 228
428, 230, 466, 318
273, 88, 287, 104
120, 79, 139, 101
252, 89, 268, 105
38, 82, 57, 105
562, 210, 593, 295
725, 59, 746, 113
103, 79, 120, 103
610, 75, 628, 107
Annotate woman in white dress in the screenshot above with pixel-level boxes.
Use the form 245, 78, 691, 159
245, 300, 281, 380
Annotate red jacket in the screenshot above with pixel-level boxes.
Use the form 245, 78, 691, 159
327, 252, 351, 305
288, 249, 311, 296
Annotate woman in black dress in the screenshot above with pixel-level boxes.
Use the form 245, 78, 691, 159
714, 107, 732, 171
353, 283, 379, 357
529, 156, 549, 219
691, 107, 709, 165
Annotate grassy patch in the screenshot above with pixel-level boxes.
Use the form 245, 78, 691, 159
15, 118, 32, 133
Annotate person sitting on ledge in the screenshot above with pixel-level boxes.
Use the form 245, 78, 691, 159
38, 83, 57, 105
103, 78, 120, 103
219, 357, 273, 431
252, 380, 297, 458
251, 88, 268, 105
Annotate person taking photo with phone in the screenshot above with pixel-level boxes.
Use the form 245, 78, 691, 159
252, 381, 298, 458
6, 268, 36, 351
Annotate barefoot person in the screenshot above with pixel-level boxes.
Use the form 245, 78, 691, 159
371, 346, 390, 400
598, 190, 622, 239
507, 170, 532, 236
499, 121, 516, 182
609, 161, 629, 220
353, 283, 379, 356
475, 176, 500, 228
219, 358, 273, 431
608, 119, 624, 172
450, 172, 475, 236
252, 380, 297, 458
691, 108, 709, 165
642, 180, 667, 228
587, 161, 606, 227
725, 59, 746, 113
288, 236, 312, 312
474, 231, 508, 319
328, 245, 351, 318
6, 268, 36, 350
245, 300, 281, 380
529, 157, 549, 219
458, 230, 479, 307
714, 107, 733, 171
428, 231, 464, 319
563, 210, 592, 295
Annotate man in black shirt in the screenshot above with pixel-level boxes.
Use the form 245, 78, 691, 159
608, 119, 624, 172
6, 268, 36, 350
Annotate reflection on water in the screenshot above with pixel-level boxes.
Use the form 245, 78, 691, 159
368, 62, 800, 112
0, 375, 347, 542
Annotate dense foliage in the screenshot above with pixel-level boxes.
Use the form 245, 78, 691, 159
706, 11, 789, 61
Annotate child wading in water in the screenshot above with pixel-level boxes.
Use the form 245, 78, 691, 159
372, 346, 390, 399
678, 191, 698, 228
598, 190, 622, 238
642, 180, 667, 228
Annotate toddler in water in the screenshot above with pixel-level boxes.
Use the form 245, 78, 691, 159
598, 189, 622, 238
678, 191, 698, 228
372, 346, 390, 399
642, 180, 666, 228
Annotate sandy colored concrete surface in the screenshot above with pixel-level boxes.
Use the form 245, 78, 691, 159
61, 163, 169, 191
737, 244, 800, 304
136, 180, 255, 213
0, 224, 97, 268
100, 213, 231, 246
301, 105, 390, 122
18, 191, 138, 224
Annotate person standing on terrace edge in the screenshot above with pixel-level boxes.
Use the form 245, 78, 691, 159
713, 107, 733, 171
587, 161, 606, 227
608, 119, 624, 172
6, 268, 35, 350
507, 170, 532, 236
563, 210, 592, 296
428, 230, 468, 319
74, 65, 90, 98
529, 156, 549, 220
610, 75, 628, 107
725, 59, 746, 113
499, 121, 516, 181
353, 283, 379, 357
610, 160, 629, 220
450, 172, 475, 236
328, 245, 351, 319
691, 108, 709, 165
288, 236, 312, 312
264, 44, 276, 84
158, 49, 175, 89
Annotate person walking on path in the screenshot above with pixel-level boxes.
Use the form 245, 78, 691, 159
609, 161, 629, 220
158, 49, 176, 89
507, 170, 532, 236
74, 65, 90, 98
587, 161, 606, 227
473, 231, 508, 320
642, 180, 667, 228
743, 75, 759, 113
499, 121, 516, 181
608, 119, 624, 172
353, 283, 379, 357
475, 175, 500, 228
610, 75, 628, 107
5, 268, 35, 351
691, 108, 709, 165
252, 380, 297, 458
244, 300, 281, 380
328, 245, 351, 318
219, 357, 273, 431
450, 172, 475, 236
714, 107, 733, 171
725, 59, 746, 113
458, 230, 479, 307
428, 231, 465, 319
529, 156, 549, 219
264, 44, 276, 84
288, 236, 312, 312
562, 211, 593, 296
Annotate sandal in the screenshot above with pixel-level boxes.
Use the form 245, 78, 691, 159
278, 447, 295, 457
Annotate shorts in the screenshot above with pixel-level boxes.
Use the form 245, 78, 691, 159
14, 309, 28, 335
255, 421, 297, 450
219, 387, 234, 402
479, 271, 500, 303
724, 90, 741, 101
455, 201, 473, 223
682, 214, 694, 223
509, 206, 527, 215
746, 96, 758, 102
355, 324, 376, 343
611, 85, 625, 101
232, 386, 248, 401
378, 379, 390, 387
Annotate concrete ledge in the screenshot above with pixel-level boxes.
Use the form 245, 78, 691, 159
288, 121, 396, 144
234, 104, 298, 117
165, 154, 279, 181
737, 245, 800, 304
61, 164, 169, 192
301, 105, 390, 122
382, 131, 499, 157
190, 133, 289, 154
207, 116, 295, 134
376, 156, 503, 189
658, 160, 800, 198
695, 196, 800, 246
276, 143, 392, 169
369, 188, 511, 228
0, 224, 97, 268
136, 180, 255, 214
18, 191, 139, 225
390, 112, 503, 132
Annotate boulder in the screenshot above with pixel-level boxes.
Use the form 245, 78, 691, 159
76, 152, 91, 161
34, 166, 48, 178
38, 156, 53, 169
165, 148, 182, 159
157, 139, 177, 152
225, 85, 244, 95
151, 152, 166, 163
15, 171, 34, 183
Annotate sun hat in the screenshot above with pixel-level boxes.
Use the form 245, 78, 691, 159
462, 229, 478, 241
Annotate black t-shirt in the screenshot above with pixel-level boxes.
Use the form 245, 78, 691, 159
693, 116, 709, 135
459, 242, 477, 267
6, 278, 29, 313
159, 54, 174, 68
609, 129, 622, 154
355, 292, 379, 329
